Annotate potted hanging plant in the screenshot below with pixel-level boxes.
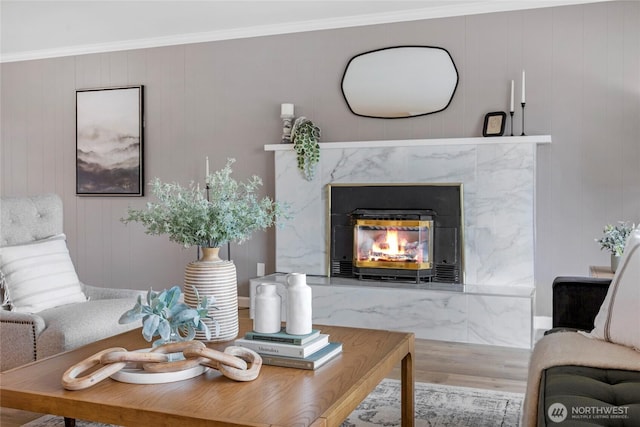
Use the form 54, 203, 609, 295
122, 158, 288, 341
291, 116, 321, 181
595, 221, 636, 273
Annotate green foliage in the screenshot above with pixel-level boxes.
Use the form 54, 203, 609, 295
291, 116, 321, 181
595, 221, 636, 256
119, 285, 217, 343
122, 158, 288, 248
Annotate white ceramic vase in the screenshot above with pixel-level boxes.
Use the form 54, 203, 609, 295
285, 273, 312, 335
253, 283, 282, 334
611, 254, 621, 273
183, 247, 238, 342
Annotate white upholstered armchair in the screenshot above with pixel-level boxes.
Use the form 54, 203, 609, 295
0, 194, 143, 371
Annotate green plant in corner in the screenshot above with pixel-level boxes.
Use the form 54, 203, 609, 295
595, 221, 636, 257
291, 116, 321, 181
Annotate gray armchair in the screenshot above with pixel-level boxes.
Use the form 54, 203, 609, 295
0, 194, 144, 371
522, 228, 640, 426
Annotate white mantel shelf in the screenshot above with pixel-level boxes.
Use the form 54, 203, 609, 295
264, 135, 552, 151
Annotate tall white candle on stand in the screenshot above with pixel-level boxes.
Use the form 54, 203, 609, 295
205, 156, 209, 178
281, 103, 294, 116
521, 70, 526, 103
510, 80, 515, 112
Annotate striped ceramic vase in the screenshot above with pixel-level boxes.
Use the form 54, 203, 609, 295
183, 247, 238, 342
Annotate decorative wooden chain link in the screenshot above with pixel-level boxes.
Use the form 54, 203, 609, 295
61, 341, 262, 390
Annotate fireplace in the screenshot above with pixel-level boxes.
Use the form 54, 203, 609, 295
264, 137, 545, 348
329, 184, 463, 284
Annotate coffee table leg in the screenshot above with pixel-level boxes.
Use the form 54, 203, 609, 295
401, 345, 415, 427
64, 417, 76, 427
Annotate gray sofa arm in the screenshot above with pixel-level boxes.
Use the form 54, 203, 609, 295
0, 310, 46, 371
82, 284, 145, 301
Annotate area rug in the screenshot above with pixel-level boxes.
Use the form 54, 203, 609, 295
342, 379, 523, 427
24, 379, 523, 427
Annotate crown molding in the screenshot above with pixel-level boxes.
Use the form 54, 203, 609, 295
0, 0, 609, 63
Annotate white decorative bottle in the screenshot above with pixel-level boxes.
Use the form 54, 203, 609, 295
253, 283, 282, 334
285, 273, 313, 335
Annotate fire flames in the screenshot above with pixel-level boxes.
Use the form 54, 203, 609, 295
363, 229, 422, 263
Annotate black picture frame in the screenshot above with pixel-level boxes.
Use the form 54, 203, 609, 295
482, 111, 506, 137
76, 85, 144, 196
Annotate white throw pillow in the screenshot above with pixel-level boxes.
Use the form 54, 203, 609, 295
0, 233, 67, 309
588, 227, 640, 351
0, 234, 87, 312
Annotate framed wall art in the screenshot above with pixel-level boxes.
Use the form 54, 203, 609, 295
76, 85, 144, 196
482, 111, 506, 137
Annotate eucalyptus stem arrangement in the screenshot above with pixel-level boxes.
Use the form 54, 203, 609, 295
122, 158, 287, 249
291, 116, 321, 181
595, 221, 636, 257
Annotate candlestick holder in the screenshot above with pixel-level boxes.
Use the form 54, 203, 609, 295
202, 182, 231, 261
281, 113, 294, 143
520, 102, 526, 136
197, 183, 212, 261
509, 111, 514, 136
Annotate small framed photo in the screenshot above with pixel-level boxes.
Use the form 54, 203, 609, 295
76, 85, 144, 196
482, 111, 506, 137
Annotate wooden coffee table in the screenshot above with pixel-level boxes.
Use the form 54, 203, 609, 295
0, 317, 414, 426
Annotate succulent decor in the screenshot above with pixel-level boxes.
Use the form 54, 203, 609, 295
119, 285, 216, 344
291, 116, 321, 181
595, 221, 636, 257
122, 158, 287, 248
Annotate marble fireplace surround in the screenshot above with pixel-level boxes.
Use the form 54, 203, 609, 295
257, 135, 551, 349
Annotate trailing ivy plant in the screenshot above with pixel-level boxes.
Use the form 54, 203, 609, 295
291, 116, 321, 181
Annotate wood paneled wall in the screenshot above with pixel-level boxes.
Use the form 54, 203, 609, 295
1, 1, 638, 317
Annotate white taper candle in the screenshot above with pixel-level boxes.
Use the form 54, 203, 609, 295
510, 80, 514, 112
281, 103, 294, 116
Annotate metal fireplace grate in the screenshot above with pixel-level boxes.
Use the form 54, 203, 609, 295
434, 263, 460, 283
331, 260, 353, 277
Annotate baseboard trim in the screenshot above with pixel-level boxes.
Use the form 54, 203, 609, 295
238, 296, 250, 308
534, 316, 552, 331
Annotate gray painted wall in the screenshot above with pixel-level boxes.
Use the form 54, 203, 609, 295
1, 1, 638, 318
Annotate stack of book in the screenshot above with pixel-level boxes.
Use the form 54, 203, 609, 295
233, 327, 342, 370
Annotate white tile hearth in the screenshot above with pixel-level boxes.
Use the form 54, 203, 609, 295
263, 136, 551, 349
250, 274, 534, 348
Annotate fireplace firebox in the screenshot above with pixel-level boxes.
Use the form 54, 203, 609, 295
352, 209, 434, 282
329, 184, 463, 284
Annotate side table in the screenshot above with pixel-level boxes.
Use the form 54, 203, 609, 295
589, 265, 614, 279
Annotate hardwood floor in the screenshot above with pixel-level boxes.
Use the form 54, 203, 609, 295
1, 308, 531, 426
387, 337, 530, 393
